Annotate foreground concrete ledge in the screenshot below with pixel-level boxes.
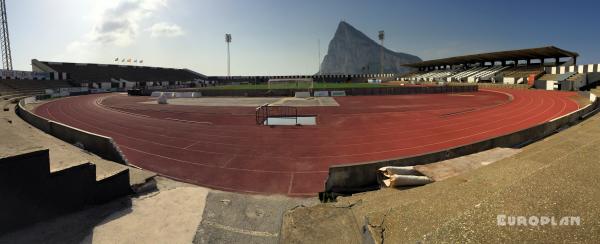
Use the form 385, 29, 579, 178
16, 97, 129, 165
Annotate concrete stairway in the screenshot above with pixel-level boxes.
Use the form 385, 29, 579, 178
566, 72, 585, 82
0, 129, 131, 234
0, 97, 156, 235
539, 73, 560, 81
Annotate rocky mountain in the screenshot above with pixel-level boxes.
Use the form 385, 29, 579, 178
319, 21, 421, 74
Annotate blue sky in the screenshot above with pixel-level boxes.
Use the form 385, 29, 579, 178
8, 0, 600, 75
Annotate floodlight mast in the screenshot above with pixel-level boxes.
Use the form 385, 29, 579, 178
317, 39, 321, 75
378, 30, 384, 74
0, 0, 13, 70
225, 34, 232, 77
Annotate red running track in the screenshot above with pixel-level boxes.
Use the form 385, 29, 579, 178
34, 89, 580, 196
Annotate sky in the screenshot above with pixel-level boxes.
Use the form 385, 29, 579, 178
7, 0, 600, 75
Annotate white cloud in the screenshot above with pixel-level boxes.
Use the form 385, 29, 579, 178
59, 0, 169, 59
147, 22, 184, 38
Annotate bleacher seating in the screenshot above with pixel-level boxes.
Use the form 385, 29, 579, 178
538, 73, 560, 81
403, 65, 546, 84
412, 70, 457, 82
566, 73, 585, 82
0, 80, 71, 96
0, 79, 73, 111
466, 66, 509, 82
40, 62, 202, 83
399, 71, 427, 81
447, 66, 487, 82
499, 65, 544, 79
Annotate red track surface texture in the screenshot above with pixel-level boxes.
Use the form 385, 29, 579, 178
34, 89, 579, 196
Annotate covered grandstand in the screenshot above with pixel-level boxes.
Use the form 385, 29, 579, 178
31, 59, 207, 90
400, 46, 583, 86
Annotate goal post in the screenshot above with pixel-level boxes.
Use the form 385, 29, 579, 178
267, 78, 314, 90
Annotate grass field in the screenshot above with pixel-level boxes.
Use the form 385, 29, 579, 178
195, 82, 390, 90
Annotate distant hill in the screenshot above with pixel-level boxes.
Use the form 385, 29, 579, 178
320, 21, 421, 74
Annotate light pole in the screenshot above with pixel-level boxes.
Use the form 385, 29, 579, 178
225, 34, 232, 76
317, 39, 321, 75
378, 30, 384, 74
0, 0, 13, 71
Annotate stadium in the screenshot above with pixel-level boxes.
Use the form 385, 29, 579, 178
2, 1, 600, 243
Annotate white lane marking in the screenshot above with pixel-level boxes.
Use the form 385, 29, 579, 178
164, 117, 213, 125
202, 220, 278, 238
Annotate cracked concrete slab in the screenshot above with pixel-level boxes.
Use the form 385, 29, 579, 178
195, 191, 318, 244
85, 182, 208, 243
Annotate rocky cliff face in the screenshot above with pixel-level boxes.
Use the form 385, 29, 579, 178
320, 21, 421, 74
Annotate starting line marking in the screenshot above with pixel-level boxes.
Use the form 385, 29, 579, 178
164, 117, 213, 125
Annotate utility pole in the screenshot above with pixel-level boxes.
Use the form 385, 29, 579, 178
225, 34, 232, 76
0, 0, 12, 70
378, 30, 385, 74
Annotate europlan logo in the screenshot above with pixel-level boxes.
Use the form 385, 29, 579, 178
497, 215, 581, 226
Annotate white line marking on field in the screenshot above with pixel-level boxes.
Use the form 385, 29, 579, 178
202, 220, 278, 238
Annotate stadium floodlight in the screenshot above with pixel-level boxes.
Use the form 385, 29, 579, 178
317, 39, 321, 75
378, 30, 384, 74
225, 34, 232, 76
0, 0, 12, 70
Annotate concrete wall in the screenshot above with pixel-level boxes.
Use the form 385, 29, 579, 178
16, 102, 51, 133
209, 74, 398, 84
546, 64, 600, 74
166, 85, 478, 97
474, 83, 530, 89
48, 121, 128, 164
535, 80, 555, 90
16, 98, 128, 165
324, 96, 600, 194
587, 72, 600, 84
94, 169, 131, 203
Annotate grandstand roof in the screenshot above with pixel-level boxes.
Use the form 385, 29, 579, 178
403, 46, 579, 68
32, 59, 206, 83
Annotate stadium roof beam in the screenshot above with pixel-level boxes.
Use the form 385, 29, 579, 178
402, 46, 578, 69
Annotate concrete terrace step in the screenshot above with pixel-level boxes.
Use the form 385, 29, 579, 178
2, 98, 156, 190
1, 98, 158, 233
